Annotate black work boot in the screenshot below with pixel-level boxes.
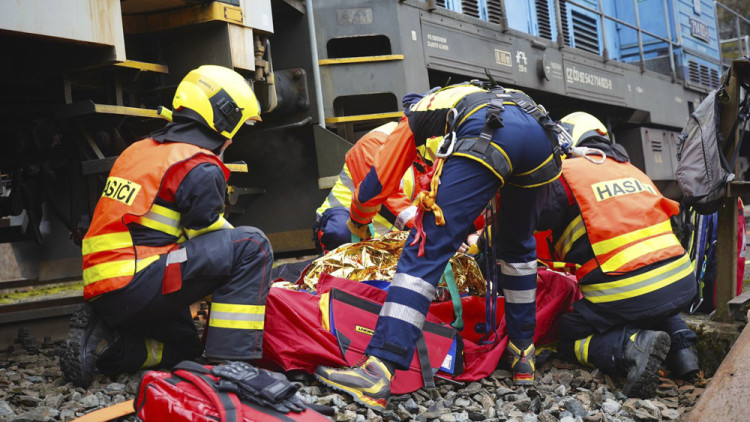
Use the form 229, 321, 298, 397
621, 330, 671, 398
666, 346, 700, 379
60, 303, 118, 388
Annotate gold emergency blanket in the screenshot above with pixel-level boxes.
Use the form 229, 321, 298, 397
300, 231, 486, 296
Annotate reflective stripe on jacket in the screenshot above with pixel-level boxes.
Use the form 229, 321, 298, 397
82, 139, 229, 299
317, 121, 422, 234
560, 157, 684, 280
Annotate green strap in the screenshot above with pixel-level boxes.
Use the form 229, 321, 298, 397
442, 262, 464, 331
351, 223, 375, 243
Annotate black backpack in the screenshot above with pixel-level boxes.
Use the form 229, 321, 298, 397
675, 57, 750, 215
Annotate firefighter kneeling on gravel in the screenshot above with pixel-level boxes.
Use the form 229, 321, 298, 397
61, 65, 273, 388
315, 81, 563, 411
536, 112, 700, 398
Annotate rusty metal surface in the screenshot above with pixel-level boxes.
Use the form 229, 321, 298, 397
0, 0, 125, 58
687, 310, 750, 421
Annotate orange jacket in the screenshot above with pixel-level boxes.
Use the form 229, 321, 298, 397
560, 156, 684, 279
346, 125, 420, 224
317, 122, 424, 233
81, 139, 228, 299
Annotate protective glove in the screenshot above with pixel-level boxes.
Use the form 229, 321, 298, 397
211, 361, 306, 413
347, 218, 372, 241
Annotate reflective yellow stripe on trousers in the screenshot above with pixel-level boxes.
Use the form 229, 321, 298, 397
209, 302, 265, 330
574, 335, 594, 367
140, 338, 164, 368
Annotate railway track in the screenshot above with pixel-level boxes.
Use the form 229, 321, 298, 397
0, 278, 83, 351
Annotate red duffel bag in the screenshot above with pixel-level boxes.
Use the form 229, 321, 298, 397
135, 360, 331, 422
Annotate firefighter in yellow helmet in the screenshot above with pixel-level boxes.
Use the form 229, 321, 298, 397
313, 125, 444, 252
536, 112, 699, 398
61, 65, 273, 388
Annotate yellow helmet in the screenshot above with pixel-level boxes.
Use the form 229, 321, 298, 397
416, 136, 442, 167
172, 65, 261, 139
559, 112, 610, 147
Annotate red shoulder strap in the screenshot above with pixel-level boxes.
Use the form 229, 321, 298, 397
172, 367, 240, 422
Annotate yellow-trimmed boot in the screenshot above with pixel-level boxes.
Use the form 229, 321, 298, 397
314, 356, 392, 411
508, 338, 536, 386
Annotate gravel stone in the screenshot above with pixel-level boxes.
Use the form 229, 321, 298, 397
0, 339, 712, 422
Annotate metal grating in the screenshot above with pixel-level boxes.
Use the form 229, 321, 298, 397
688, 60, 721, 88
560, 1, 571, 46
536, 0, 552, 40
461, 0, 480, 19
570, 10, 599, 54
651, 139, 663, 152
486, 0, 503, 24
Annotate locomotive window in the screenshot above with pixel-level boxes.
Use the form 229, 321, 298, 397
327, 35, 392, 58
333, 93, 398, 117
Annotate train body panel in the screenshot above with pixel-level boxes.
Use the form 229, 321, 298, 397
0, 0, 747, 280
0, 0, 126, 60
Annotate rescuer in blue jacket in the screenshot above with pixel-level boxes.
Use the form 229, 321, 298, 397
314, 82, 563, 411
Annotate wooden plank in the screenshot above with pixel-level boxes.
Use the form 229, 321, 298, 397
71, 400, 135, 422
715, 196, 738, 321
686, 310, 750, 421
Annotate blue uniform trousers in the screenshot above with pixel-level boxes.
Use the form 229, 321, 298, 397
557, 270, 698, 375
93, 226, 273, 372
365, 157, 547, 369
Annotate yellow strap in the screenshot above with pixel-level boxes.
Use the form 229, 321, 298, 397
410, 85, 485, 112
415, 158, 446, 226
319, 292, 331, 331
